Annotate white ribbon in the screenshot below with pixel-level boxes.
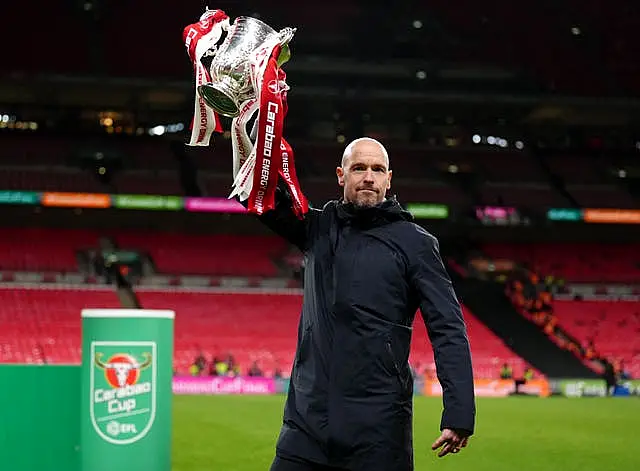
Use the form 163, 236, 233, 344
185, 11, 229, 147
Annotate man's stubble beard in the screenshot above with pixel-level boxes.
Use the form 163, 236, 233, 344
353, 193, 383, 209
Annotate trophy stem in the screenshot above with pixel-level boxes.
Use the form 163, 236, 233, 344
198, 80, 241, 118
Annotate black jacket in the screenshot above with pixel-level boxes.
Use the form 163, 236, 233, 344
256, 187, 475, 471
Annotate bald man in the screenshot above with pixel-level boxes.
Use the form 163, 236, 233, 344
250, 137, 475, 471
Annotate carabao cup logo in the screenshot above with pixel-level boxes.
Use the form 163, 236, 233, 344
90, 341, 157, 445
95, 352, 152, 389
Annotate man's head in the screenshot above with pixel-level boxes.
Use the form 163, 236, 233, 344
336, 137, 392, 208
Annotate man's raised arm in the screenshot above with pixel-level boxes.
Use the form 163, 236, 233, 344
238, 179, 319, 252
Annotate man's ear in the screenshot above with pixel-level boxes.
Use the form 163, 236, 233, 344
387, 169, 392, 190
336, 167, 345, 187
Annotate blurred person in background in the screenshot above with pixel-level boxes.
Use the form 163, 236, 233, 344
616, 359, 631, 380
215, 359, 229, 376
524, 366, 535, 381
602, 359, 618, 396
248, 361, 264, 377
243, 137, 475, 471
500, 362, 513, 379
194, 351, 207, 373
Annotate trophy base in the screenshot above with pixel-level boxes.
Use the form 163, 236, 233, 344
198, 83, 240, 118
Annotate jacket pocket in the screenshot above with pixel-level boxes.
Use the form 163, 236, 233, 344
385, 341, 411, 395
296, 326, 312, 365
385, 342, 401, 376
293, 326, 313, 392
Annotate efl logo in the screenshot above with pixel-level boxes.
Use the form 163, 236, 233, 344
90, 341, 157, 445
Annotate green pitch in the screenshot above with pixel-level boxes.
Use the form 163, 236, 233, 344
172, 395, 636, 471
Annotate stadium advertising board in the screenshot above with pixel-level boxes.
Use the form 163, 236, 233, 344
0, 189, 249, 215
583, 209, 640, 224
0, 190, 39, 204
113, 194, 183, 211
185, 197, 247, 213
547, 208, 582, 221
552, 379, 640, 397
423, 379, 551, 397
173, 376, 276, 395
475, 206, 530, 226
42, 192, 111, 208
4, 190, 640, 226
405, 203, 449, 219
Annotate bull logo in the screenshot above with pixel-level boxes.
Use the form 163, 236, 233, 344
95, 352, 152, 389
90, 341, 157, 445
267, 79, 280, 94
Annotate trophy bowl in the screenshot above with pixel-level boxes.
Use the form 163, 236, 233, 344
198, 16, 280, 118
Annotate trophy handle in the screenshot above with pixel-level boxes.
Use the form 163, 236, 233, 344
276, 27, 296, 67
277, 44, 291, 67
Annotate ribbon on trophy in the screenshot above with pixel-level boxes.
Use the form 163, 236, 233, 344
230, 42, 308, 218
182, 9, 230, 146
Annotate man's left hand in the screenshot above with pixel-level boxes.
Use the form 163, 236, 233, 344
431, 428, 470, 458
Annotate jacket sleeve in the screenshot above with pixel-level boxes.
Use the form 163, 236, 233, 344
238, 179, 318, 252
409, 232, 476, 435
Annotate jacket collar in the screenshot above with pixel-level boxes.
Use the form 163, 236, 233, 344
334, 196, 414, 228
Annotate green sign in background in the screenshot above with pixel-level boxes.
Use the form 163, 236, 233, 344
81, 309, 175, 471
552, 379, 640, 397
0, 365, 81, 471
113, 194, 183, 211
547, 208, 583, 221
0, 190, 39, 205
406, 203, 449, 219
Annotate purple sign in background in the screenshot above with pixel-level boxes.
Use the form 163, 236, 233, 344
173, 376, 276, 395
184, 197, 247, 213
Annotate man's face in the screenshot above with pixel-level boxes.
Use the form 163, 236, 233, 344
336, 141, 392, 208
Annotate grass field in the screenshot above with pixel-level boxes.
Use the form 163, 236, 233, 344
172, 395, 637, 471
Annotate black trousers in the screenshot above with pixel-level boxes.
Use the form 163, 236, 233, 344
269, 455, 348, 471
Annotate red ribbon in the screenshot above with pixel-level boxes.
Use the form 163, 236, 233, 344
182, 10, 228, 142
280, 137, 308, 218
182, 10, 228, 64
248, 46, 309, 218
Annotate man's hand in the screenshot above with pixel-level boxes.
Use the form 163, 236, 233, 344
431, 428, 470, 458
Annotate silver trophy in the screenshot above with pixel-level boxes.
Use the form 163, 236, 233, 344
198, 16, 295, 118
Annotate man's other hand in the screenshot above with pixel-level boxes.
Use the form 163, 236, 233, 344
431, 428, 470, 458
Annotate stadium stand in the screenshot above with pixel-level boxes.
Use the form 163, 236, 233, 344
424, 0, 635, 95
551, 300, 640, 378
1, 128, 637, 212
0, 228, 94, 272
115, 233, 288, 277
483, 242, 640, 283
0, 287, 120, 364
0, 229, 289, 277
0, 287, 526, 379
0, 220, 636, 382
10, 0, 639, 96
5, 228, 639, 283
